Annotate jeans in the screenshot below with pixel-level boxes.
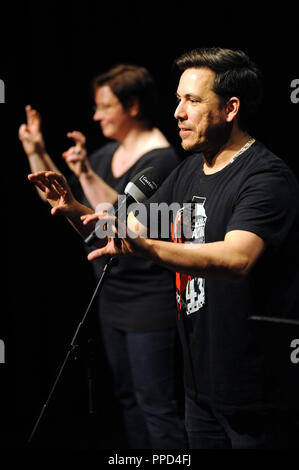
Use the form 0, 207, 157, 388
185, 395, 278, 449
100, 321, 186, 449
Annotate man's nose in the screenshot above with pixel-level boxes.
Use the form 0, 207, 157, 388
174, 100, 187, 120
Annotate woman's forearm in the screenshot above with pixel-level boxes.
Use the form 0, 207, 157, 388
79, 169, 118, 209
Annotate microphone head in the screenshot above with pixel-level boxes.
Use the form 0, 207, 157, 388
84, 167, 161, 247
124, 167, 161, 202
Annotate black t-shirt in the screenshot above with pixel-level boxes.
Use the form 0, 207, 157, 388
75, 141, 181, 332
142, 140, 299, 412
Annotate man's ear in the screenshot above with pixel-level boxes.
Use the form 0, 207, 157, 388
225, 96, 240, 123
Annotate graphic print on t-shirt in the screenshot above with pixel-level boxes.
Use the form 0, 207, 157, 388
171, 196, 207, 317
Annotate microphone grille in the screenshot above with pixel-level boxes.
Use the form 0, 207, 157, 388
126, 166, 161, 199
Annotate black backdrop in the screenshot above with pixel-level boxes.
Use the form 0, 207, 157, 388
1, 2, 299, 450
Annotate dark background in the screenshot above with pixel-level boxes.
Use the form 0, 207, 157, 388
1, 1, 299, 450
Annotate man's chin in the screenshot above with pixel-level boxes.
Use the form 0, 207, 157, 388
181, 140, 201, 153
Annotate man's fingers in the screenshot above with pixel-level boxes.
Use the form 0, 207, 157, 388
81, 212, 115, 225
50, 179, 66, 197
87, 247, 110, 261
34, 180, 47, 192
51, 206, 64, 216
81, 213, 97, 224
28, 174, 47, 192
28, 171, 65, 194
44, 171, 67, 187
28, 172, 46, 183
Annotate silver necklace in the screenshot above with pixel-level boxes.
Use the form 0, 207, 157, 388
229, 137, 255, 165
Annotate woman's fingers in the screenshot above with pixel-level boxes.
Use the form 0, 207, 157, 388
26, 105, 41, 129
66, 130, 86, 145
63, 151, 85, 162
18, 123, 29, 139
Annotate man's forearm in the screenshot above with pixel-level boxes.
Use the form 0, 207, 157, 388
136, 237, 249, 281
64, 202, 96, 238
126, 212, 264, 282
28, 152, 61, 200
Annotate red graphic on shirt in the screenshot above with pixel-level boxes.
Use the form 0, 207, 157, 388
170, 218, 192, 319
171, 199, 207, 319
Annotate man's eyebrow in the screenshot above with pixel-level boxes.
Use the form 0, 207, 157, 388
176, 92, 202, 101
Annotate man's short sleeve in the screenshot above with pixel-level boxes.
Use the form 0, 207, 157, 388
226, 167, 299, 249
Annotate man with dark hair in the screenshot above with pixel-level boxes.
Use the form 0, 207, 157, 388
174, 47, 263, 131
29, 48, 299, 449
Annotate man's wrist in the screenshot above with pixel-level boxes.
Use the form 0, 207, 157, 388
65, 200, 91, 218
131, 235, 154, 259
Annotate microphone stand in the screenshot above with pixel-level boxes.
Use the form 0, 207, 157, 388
27, 255, 117, 446
27, 166, 160, 445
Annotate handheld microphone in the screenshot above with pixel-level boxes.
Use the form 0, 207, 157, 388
84, 166, 160, 246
